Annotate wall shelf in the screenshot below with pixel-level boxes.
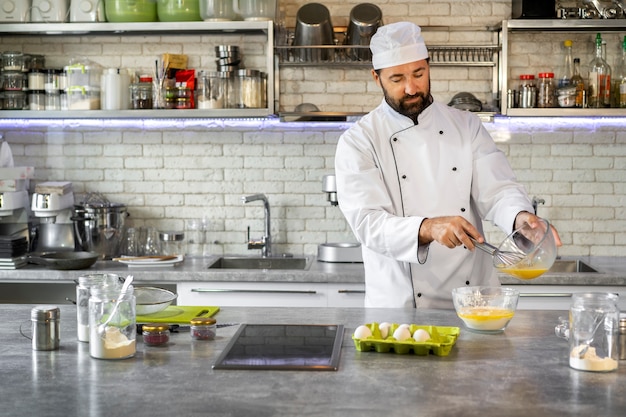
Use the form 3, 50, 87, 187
500, 19, 626, 116
0, 21, 275, 118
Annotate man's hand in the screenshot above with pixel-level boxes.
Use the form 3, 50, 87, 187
419, 216, 483, 249
514, 211, 563, 247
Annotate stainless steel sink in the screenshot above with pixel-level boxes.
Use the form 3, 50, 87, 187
208, 256, 308, 270
547, 260, 598, 273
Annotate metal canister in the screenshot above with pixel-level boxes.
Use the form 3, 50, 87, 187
618, 313, 626, 360
518, 74, 536, 109
31, 305, 60, 351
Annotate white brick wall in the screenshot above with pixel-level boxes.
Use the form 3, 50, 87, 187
1, 0, 625, 258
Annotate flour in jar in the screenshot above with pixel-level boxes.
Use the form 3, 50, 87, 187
569, 345, 618, 372
90, 326, 136, 359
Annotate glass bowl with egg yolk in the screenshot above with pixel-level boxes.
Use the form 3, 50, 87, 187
493, 218, 557, 280
451, 286, 520, 333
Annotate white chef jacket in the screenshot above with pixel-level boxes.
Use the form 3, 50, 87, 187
335, 99, 533, 309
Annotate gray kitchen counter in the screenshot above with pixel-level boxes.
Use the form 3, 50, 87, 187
2, 304, 624, 416
1, 255, 625, 286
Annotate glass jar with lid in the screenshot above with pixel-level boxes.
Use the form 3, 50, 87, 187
159, 231, 185, 256
567, 293, 619, 372
142, 323, 170, 346
3, 91, 26, 110
130, 79, 154, 109
190, 317, 216, 340
537, 72, 556, 108
2, 71, 26, 91
197, 71, 228, 109
76, 273, 120, 343
28, 90, 45, 110
234, 69, 262, 108
2, 51, 24, 71
28, 70, 45, 90
89, 284, 136, 360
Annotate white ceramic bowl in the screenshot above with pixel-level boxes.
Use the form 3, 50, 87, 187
451, 286, 520, 333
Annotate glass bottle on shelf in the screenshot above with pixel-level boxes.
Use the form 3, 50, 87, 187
588, 33, 611, 108
612, 36, 626, 109
571, 58, 586, 108
557, 39, 574, 88
537, 72, 556, 108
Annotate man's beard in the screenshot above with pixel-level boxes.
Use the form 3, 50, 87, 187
382, 81, 432, 123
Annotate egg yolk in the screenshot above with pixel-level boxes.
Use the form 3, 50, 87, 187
500, 267, 548, 280
457, 307, 515, 321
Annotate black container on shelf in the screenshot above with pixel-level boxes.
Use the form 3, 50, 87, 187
512, 0, 556, 19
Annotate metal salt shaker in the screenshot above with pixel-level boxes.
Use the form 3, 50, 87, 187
31, 305, 60, 351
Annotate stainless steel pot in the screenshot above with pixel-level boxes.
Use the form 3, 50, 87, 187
72, 203, 128, 260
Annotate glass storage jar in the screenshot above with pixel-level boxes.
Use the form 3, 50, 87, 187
234, 69, 263, 108
537, 72, 556, 108
197, 71, 227, 109
142, 323, 170, 346
89, 284, 136, 359
190, 317, 216, 340
28, 70, 45, 90
28, 90, 45, 110
2, 51, 24, 71
2, 71, 26, 91
159, 231, 185, 256
45, 90, 61, 110
130, 81, 153, 109
76, 273, 120, 343
3, 91, 26, 110
568, 292, 619, 372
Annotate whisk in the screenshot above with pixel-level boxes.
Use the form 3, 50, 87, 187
470, 237, 526, 266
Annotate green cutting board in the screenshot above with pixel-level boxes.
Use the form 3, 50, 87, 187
136, 305, 220, 324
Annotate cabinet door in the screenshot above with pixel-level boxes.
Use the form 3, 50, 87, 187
177, 282, 328, 307
508, 285, 625, 310
327, 283, 365, 308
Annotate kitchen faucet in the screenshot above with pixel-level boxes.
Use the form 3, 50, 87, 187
242, 193, 271, 257
532, 196, 545, 215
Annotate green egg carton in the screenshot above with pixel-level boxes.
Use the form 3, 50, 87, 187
352, 322, 460, 356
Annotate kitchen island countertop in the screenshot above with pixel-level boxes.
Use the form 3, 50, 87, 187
0, 255, 625, 287
2, 304, 624, 416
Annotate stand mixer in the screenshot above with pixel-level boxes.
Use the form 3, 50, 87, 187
30, 181, 76, 252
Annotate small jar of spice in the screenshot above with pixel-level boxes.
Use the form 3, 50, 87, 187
142, 323, 170, 346
190, 317, 216, 340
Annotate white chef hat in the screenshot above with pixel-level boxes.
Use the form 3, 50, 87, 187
370, 22, 429, 70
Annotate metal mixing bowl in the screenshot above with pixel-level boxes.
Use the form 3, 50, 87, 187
135, 287, 177, 315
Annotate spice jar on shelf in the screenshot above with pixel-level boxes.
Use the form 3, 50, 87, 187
130, 76, 154, 109
537, 72, 556, 108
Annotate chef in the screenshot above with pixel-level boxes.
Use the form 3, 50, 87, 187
335, 22, 561, 309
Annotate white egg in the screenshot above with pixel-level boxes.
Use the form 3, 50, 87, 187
353, 325, 372, 339
392, 326, 412, 341
398, 323, 411, 330
379, 322, 392, 339
412, 328, 431, 342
